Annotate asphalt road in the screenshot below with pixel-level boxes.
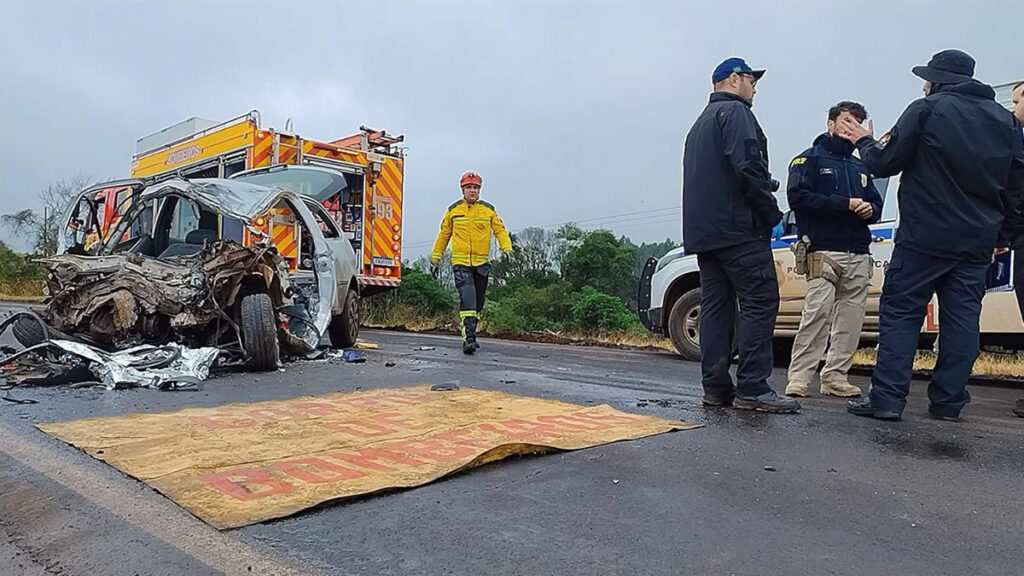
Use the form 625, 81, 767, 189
1, 329, 1022, 576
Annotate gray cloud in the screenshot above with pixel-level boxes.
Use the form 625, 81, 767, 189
2, 0, 1020, 256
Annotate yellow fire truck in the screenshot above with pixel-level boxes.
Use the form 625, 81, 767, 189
128, 110, 406, 294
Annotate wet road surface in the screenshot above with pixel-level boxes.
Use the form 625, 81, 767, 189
1, 329, 1022, 575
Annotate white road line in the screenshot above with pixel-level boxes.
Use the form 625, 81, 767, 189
0, 420, 320, 576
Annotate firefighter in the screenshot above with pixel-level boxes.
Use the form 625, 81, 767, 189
430, 170, 512, 354
837, 50, 1024, 421
784, 102, 883, 398
682, 57, 799, 414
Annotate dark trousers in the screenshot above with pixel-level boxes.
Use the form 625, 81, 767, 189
697, 241, 779, 399
1014, 249, 1024, 323
871, 246, 987, 417
453, 263, 490, 341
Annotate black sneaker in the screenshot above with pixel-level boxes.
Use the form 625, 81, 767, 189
928, 406, 963, 422
702, 393, 734, 407
462, 340, 478, 355
734, 391, 801, 414
847, 396, 901, 421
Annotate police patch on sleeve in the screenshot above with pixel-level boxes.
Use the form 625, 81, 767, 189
861, 173, 868, 188
791, 157, 806, 167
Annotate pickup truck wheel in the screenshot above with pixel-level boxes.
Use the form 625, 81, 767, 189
668, 288, 702, 361
328, 289, 360, 349
241, 293, 280, 371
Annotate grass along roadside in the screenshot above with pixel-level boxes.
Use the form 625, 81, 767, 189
365, 302, 1024, 378
852, 348, 1024, 380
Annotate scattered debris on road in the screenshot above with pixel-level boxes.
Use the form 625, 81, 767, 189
430, 380, 460, 391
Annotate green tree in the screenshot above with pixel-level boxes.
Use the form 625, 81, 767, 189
3, 176, 95, 256
560, 229, 637, 305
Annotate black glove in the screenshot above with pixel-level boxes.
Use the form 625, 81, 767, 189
770, 179, 781, 193
429, 263, 439, 279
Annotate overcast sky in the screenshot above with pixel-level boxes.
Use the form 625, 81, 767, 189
1, 0, 1020, 256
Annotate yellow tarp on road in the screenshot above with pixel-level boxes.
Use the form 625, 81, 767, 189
38, 386, 698, 529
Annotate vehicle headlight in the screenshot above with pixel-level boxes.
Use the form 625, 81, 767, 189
655, 250, 686, 273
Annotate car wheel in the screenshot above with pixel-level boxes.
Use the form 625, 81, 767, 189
328, 289, 360, 349
668, 288, 702, 361
11, 314, 48, 347
241, 292, 280, 371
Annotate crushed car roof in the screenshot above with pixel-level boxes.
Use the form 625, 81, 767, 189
136, 178, 289, 221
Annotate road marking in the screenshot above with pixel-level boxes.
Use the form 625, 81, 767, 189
0, 420, 319, 576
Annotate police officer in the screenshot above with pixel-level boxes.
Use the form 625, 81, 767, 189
1007, 80, 1024, 418
682, 57, 799, 413
431, 170, 513, 354
784, 102, 883, 398
836, 50, 1024, 421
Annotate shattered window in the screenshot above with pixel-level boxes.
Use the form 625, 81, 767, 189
169, 199, 201, 243
305, 201, 340, 239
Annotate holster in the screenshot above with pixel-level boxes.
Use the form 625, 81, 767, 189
807, 252, 844, 284
791, 235, 844, 284
791, 236, 810, 276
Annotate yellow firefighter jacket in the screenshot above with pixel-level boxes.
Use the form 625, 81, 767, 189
431, 199, 512, 266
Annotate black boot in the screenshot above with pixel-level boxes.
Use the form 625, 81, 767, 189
462, 316, 479, 355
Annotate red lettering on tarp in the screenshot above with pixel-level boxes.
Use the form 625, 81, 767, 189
272, 458, 365, 483
199, 468, 294, 501
245, 402, 339, 422
372, 412, 434, 431
327, 447, 427, 472
536, 414, 613, 431
188, 415, 257, 429
323, 419, 397, 437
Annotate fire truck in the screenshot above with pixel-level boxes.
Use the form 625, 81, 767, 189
114, 110, 405, 295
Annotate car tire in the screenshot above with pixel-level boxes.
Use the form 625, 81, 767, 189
241, 293, 280, 371
11, 314, 48, 348
328, 289, 360, 349
668, 288, 702, 361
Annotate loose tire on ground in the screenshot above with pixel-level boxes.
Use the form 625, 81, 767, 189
328, 289, 360, 349
11, 314, 48, 348
668, 287, 702, 361
241, 293, 280, 371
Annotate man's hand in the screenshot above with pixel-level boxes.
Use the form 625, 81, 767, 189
848, 198, 864, 212
429, 262, 440, 279
855, 202, 874, 220
994, 247, 1010, 256
837, 117, 873, 144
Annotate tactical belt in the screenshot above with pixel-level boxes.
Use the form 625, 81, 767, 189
791, 236, 844, 284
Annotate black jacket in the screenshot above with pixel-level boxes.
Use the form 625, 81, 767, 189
855, 80, 1024, 262
682, 92, 782, 254
787, 133, 883, 254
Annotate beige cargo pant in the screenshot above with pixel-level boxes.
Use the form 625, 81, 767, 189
787, 252, 872, 386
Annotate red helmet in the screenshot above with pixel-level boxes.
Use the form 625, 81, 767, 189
460, 170, 482, 188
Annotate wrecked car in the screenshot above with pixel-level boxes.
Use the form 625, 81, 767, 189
21, 178, 361, 370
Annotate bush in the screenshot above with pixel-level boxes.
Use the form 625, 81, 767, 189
0, 242, 45, 298
394, 266, 456, 315
568, 287, 637, 333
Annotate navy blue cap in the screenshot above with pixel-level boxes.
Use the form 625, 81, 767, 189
712, 57, 766, 83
